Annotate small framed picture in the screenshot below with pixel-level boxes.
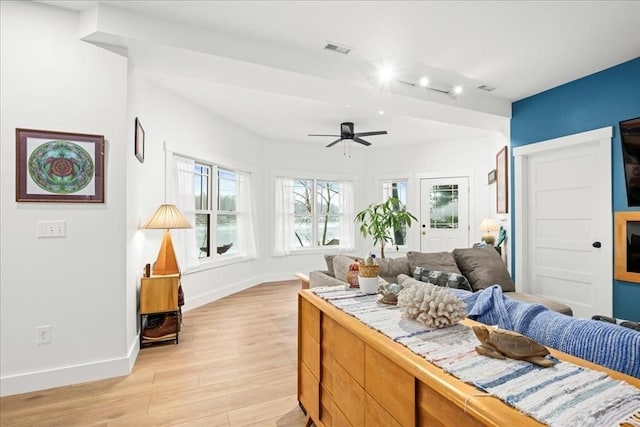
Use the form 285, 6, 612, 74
16, 128, 105, 203
488, 169, 497, 185
135, 117, 145, 163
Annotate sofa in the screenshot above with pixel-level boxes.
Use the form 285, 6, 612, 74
308, 246, 574, 316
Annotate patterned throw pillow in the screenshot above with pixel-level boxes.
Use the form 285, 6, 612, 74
413, 267, 472, 292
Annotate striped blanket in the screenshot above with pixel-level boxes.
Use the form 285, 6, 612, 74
312, 286, 640, 427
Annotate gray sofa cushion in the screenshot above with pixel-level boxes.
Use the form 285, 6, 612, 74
333, 255, 358, 282
407, 251, 461, 274
324, 254, 362, 277
377, 257, 411, 284
452, 246, 515, 292
413, 267, 473, 291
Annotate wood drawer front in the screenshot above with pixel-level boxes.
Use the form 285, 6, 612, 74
365, 345, 415, 427
321, 387, 353, 427
322, 352, 364, 426
299, 298, 320, 342
365, 393, 402, 427
299, 362, 319, 422
300, 331, 320, 379
417, 380, 486, 427
322, 315, 365, 386
140, 277, 179, 313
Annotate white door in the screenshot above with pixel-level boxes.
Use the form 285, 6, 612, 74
513, 127, 612, 319
420, 177, 469, 252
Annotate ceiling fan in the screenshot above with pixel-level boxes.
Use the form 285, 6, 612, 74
309, 122, 388, 147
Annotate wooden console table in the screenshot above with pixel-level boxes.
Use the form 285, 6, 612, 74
298, 289, 640, 427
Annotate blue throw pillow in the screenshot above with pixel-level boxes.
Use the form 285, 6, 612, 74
413, 267, 472, 292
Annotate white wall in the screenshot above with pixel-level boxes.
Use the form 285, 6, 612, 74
0, 1, 507, 396
0, 1, 129, 396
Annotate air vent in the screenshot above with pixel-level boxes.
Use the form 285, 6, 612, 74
477, 84, 496, 92
324, 42, 351, 55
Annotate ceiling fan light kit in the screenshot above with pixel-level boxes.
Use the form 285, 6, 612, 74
308, 122, 388, 148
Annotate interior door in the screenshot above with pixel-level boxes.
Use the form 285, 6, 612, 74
514, 127, 612, 319
420, 177, 469, 252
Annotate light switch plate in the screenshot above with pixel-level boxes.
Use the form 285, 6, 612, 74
37, 220, 66, 238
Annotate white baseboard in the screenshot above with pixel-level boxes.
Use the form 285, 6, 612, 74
0, 273, 295, 397
0, 349, 136, 397
182, 272, 299, 312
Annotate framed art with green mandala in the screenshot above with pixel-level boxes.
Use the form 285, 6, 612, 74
16, 128, 104, 203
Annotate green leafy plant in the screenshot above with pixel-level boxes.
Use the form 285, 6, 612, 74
354, 197, 418, 258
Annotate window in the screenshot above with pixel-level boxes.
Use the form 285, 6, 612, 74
194, 162, 253, 260
382, 180, 409, 246
430, 184, 459, 229
274, 177, 354, 254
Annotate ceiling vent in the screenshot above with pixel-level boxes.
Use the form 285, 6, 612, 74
324, 42, 351, 55
477, 84, 496, 92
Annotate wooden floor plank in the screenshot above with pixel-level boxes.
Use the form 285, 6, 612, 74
1, 280, 306, 426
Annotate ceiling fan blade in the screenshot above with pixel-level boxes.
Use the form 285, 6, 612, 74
353, 137, 372, 146
309, 134, 340, 137
326, 138, 343, 148
354, 130, 388, 137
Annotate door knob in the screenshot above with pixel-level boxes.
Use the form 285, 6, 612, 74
422, 231, 426, 235
592, 241, 602, 248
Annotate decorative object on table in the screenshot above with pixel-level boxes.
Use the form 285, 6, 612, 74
346, 262, 360, 288
354, 196, 417, 258
15, 128, 105, 203
377, 282, 404, 305
479, 218, 500, 245
472, 325, 554, 367
143, 204, 192, 275
397, 281, 467, 328
496, 145, 508, 213
134, 117, 145, 163
358, 253, 380, 294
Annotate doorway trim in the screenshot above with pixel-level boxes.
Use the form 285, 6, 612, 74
512, 126, 612, 306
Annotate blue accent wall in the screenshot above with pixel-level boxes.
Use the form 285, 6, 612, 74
511, 57, 640, 321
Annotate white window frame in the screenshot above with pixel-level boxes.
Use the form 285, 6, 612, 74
273, 171, 356, 255
380, 177, 411, 250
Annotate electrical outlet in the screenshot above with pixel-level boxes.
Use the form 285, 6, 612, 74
37, 325, 52, 344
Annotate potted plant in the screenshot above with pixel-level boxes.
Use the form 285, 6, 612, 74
354, 197, 418, 258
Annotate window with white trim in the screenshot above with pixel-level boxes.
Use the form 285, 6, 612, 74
274, 177, 354, 254
382, 179, 409, 246
195, 162, 253, 260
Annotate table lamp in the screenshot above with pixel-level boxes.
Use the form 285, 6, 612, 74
479, 218, 500, 246
143, 204, 192, 275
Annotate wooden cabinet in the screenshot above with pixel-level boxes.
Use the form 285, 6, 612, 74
297, 290, 543, 427
139, 274, 180, 348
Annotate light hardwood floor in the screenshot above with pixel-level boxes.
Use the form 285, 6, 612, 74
0, 280, 307, 427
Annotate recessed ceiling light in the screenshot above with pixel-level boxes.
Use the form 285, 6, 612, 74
378, 110, 385, 115
452, 85, 463, 95
418, 77, 429, 87
379, 66, 394, 82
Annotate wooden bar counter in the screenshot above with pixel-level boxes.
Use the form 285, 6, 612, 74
297, 289, 640, 427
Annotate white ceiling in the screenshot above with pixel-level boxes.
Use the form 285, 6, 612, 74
41, 1, 640, 146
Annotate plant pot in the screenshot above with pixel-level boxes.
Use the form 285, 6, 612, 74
358, 263, 379, 278
358, 276, 379, 295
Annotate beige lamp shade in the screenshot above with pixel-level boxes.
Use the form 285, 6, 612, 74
479, 218, 500, 246
143, 204, 192, 230
143, 204, 192, 276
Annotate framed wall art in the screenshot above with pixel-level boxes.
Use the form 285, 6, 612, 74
614, 211, 640, 284
135, 117, 144, 163
15, 128, 105, 203
496, 145, 508, 213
